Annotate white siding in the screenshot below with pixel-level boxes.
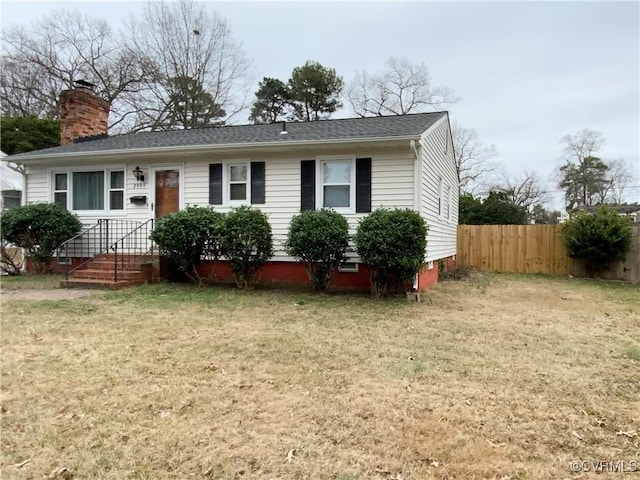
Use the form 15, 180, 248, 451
371, 157, 414, 208
25, 167, 48, 206
420, 116, 458, 261
185, 152, 415, 260
25, 151, 416, 261
25, 161, 151, 227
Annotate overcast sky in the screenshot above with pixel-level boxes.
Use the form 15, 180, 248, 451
1, 0, 639, 208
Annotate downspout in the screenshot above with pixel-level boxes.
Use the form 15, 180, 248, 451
410, 139, 419, 160
410, 140, 421, 211
20, 164, 26, 206
16, 162, 27, 272
411, 139, 422, 291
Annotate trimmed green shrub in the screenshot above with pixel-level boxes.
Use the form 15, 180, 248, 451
219, 206, 273, 289
355, 208, 428, 297
149, 206, 223, 286
561, 206, 633, 276
285, 209, 350, 292
0, 203, 81, 273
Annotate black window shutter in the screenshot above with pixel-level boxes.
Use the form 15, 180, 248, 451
209, 163, 223, 205
300, 160, 316, 211
250, 161, 265, 204
356, 157, 372, 213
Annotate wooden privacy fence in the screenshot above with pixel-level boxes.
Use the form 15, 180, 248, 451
457, 224, 640, 281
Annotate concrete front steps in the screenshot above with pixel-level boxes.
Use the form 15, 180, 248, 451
60, 253, 155, 290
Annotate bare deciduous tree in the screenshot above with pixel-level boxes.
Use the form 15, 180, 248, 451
561, 129, 605, 164
597, 158, 633, 204
346, 56, 457, 117
0, 58, 59, 118
452, 122, 498, 194
1, 11, 154, 132
492, 169, 550, 212
557, 129, 634, 207
1, 2, 251, 133
126, 0, 252, 130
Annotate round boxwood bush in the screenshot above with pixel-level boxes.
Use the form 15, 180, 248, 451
355, 208, 428, 297
219, 206, 274, 289
0, 202, 82, 273
285, 209, 350, 292
149, 206, 223, 286
561, 206, 633, 276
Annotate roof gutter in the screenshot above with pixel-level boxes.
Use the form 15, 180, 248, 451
7, 135, 421, 165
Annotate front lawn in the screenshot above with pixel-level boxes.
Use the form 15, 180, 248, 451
1, 275, 638, 479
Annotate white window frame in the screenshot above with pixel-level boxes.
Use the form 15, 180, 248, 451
438, 176, 444, 218
445, 183, 452, 222
224, 160, 251, 206
448, 184, 453, 223
49, 166, 127, 215
53, 172, 69, 210
317, 155, 356, 214
108, 169, 125, 211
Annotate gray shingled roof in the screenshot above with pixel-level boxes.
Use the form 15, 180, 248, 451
573, 203, 640, 214
11, 112, 446, 158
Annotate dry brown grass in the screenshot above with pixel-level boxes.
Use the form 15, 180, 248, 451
1, 273, 64, 291
1, 275, 639, 479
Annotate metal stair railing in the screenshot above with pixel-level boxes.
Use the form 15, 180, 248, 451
58, 219, 154, 281
58, 222, 104, 280
110, 219, 155, 282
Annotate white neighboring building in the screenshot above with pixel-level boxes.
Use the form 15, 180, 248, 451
0, 151, 23, 210
558, 209, 570, 224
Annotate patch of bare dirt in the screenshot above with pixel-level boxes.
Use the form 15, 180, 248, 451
0, 288, 102, 301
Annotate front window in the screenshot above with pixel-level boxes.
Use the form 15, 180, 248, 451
73, 171, 104, 210
54, 173, 68, 209
52, 168, 125, 212
109, 171, 125, 210
322, 160, 352, 209
228, 163, 248, 202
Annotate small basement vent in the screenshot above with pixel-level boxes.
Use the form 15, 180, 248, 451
338, 262, 359, 273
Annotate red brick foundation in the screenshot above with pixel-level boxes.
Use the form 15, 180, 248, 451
202, 260, 372, 291
417, 263, 439, 290
198, 256, 458, 292
415, 255, 457, 291
40, 254, 457, 292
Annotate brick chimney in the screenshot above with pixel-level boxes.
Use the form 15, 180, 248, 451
59, 81, 110, 145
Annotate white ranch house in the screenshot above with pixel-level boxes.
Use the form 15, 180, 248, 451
6, 86, 458, 290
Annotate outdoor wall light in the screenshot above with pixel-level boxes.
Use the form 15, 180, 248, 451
132, 166, 145, 182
